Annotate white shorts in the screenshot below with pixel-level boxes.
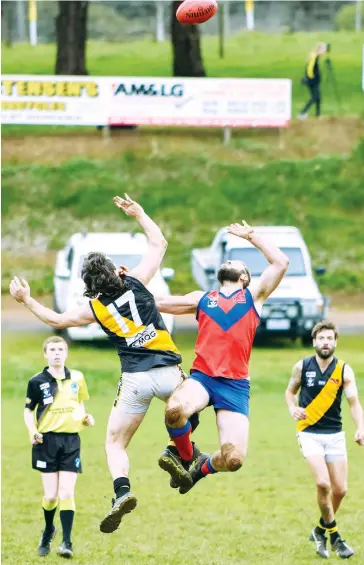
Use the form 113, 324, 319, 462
297, 431, 347, 463
113, 365, 184, 414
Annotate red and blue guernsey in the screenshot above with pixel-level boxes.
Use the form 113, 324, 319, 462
192, 288, 260, 380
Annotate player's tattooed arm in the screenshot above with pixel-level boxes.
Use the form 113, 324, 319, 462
285, 360, 307, 421
287, 360, 303, 394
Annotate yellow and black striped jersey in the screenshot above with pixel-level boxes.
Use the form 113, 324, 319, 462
90, 275, 182, 373
297, 356, 344, 434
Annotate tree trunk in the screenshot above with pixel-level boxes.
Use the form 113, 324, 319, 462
55, 0, 89, 75
171, 1, 206, 77
2, 1, 15, 47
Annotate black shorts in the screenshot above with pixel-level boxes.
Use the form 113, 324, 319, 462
32, 432, 82, 474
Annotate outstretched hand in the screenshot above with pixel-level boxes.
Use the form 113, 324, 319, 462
227, 220, 254, 241
9, 276, 31, 304
113, 193, 144, 219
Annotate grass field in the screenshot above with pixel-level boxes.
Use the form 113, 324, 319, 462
2, 32, 364, 116
2, 331, 364, 565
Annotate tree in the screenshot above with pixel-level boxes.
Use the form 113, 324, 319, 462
2, 1, 15, 47
55, 1, 89, 75
171, 1, 206, 77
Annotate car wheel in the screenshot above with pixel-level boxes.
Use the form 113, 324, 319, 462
301, 334, 312, 347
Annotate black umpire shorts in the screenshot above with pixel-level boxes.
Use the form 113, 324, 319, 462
32, 432, 82, 474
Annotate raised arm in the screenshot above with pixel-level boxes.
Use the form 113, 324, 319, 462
227, 221, 289, 304
343, 364, 364, 446
285, 360, 307, 421
155, 291, 204, 315
113, 194, 167, 286
9, 277, 94, 330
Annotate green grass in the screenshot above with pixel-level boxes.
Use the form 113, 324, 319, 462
2, 332, 364, 565
2, 140, 364, 295
2, 31, 364, 116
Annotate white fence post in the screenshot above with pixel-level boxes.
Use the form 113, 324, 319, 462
222, 127, 232, 145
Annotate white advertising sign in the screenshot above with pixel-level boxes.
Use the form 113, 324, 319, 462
107, 77, 291, 128
1, 74, 108, 125
2, 75, 291, 128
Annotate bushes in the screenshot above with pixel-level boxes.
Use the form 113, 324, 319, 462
335, 4, 364, 31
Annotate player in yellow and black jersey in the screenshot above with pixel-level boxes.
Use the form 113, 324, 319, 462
285, 321, 364, 559
24, 336, 94, 558
298, 43, 328, 119
10, 194, 201, 535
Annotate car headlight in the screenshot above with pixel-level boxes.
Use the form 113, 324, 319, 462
261, 304, 271, 318
286, 305, 298, 318
301, 299, 324, 317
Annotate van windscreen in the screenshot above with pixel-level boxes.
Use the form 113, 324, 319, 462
228, 247, 306, 276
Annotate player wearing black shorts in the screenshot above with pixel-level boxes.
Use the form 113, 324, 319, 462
24, 336, 94, 558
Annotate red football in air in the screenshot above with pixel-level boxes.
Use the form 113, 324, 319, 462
176, 0, 218, 25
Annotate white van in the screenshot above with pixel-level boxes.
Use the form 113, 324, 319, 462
54, 232, 175, 342
191, 226, 328, 345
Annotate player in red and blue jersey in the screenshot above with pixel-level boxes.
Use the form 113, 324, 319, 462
156, 221, 289, 493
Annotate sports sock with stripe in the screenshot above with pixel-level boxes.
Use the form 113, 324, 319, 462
201, 457, 217, 476
324, 520, 340, 544
59, 498, 75, 544
113, 477, 130, 499
42, 497, 58, 535
166, 421, 193, 461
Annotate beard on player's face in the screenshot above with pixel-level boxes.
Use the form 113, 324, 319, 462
315, 344, 336, 359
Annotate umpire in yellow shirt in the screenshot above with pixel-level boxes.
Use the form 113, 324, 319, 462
24, 336, 94, 558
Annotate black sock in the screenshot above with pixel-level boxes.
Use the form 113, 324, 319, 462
113, 477, 130, 499
60, 510, 74, 544
43, 507, 57, 534
324, 520, 340, 544
315, 517, 326, 536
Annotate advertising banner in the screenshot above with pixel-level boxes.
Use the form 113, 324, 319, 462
1, 75, 108, 125
2, 75, 291, 128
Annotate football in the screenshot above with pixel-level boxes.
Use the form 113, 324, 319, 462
176, 0, 218, 25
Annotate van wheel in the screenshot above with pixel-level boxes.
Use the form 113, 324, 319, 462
301, 334, 312, 347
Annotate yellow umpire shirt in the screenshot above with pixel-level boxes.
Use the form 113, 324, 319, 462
25, 367, 90, 434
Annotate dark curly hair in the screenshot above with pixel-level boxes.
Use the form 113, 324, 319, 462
81, 252, 127, 298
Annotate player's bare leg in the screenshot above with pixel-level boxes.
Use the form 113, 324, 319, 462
38, 473, 59, 556
327, 460, 347, 514
307, 456, 353, 559
179, 410, 249, 494
99, 408, 144, 534
327, 460, 353, 558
